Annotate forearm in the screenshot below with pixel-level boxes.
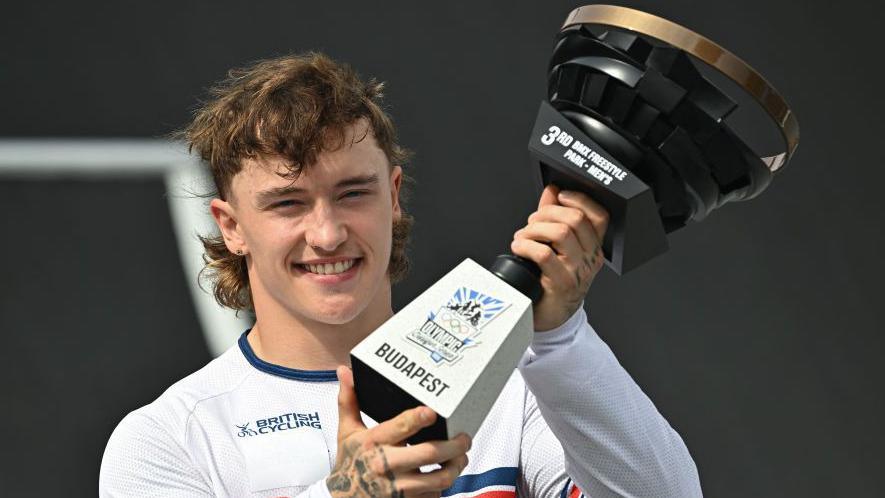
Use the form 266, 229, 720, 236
518, 307, 702, 498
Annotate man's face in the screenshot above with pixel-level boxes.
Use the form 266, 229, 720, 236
213, 120, 402, 326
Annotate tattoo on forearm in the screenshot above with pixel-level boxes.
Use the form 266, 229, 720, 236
327, 441, 403, 498
327, 441, 357, 495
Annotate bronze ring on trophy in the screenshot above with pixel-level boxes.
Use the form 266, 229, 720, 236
561, 4, 800, 172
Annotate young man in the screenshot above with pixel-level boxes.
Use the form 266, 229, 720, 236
99, 53, 702, 497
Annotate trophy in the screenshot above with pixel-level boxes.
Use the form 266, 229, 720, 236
352, 4, 800, 443
523, 4, 800, 274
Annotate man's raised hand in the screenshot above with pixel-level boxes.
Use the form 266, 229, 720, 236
511, 184, 610, 331
327, 366, 471, 498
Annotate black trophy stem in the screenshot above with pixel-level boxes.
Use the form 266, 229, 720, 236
490, 254, 543, 303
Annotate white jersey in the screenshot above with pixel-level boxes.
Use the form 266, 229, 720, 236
99, 308, 702, 497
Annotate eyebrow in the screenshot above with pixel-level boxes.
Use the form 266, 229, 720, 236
255, 173, 380, 205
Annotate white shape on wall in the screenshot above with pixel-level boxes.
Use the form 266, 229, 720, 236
0, 139, 250, 356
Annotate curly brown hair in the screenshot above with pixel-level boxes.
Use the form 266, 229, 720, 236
182, 52, 414, 311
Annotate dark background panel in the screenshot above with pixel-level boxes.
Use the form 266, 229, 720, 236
0, 179, 211, 495
1, 0, 883, 496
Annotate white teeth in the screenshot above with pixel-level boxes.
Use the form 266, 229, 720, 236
303, 259, 355, 275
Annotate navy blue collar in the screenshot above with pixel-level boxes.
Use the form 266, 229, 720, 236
238, 330, 339, 382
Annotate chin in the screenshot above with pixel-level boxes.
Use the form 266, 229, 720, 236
302, 296, 367, 325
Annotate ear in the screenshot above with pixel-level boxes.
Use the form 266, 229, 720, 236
210, 198, 246, 254
389, 165, 403, 221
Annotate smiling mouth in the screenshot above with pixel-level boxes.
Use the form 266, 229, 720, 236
298, 259, 360, 275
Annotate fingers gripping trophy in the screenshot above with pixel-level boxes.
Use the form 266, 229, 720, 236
350, 3, 800, 448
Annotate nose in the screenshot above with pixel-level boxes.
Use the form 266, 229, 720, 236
304, 201, 347, 252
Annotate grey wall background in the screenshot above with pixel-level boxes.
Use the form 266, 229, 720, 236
1, 0, 883, 496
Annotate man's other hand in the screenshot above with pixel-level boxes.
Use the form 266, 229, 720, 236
328, 366, 471, 498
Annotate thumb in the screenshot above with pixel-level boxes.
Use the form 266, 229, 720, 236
539, 183, 560, 208
336, 366, 366, 441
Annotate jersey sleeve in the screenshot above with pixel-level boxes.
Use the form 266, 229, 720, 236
98, 412, 331, 498
515, 387, 571, 497
99, 411, 334, 498
99, 411, 213, 497
516, 307, 703, 498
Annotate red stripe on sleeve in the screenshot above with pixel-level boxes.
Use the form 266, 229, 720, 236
473, 491, 516, 498
568, 484, 583, 498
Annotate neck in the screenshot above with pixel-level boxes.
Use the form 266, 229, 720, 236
246, 283, 394, 371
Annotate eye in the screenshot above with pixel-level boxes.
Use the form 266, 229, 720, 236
340, 189, 371, 200
272, 199, 304, 209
